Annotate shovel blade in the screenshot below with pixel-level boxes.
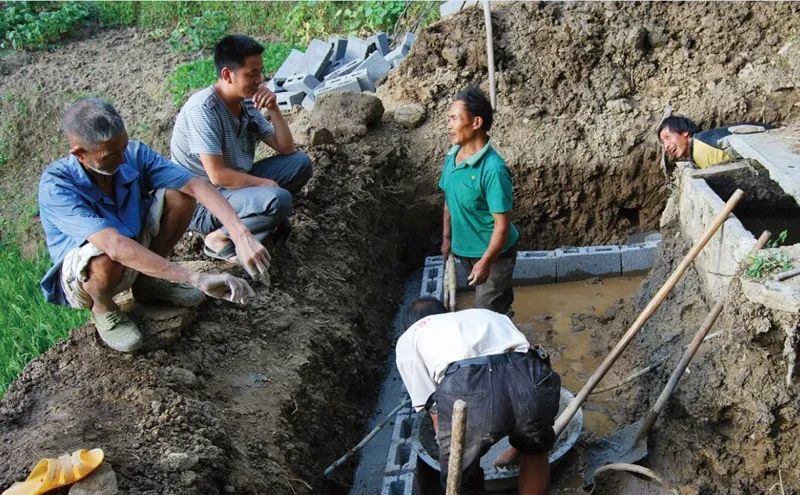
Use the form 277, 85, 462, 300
583, 419, 649, 487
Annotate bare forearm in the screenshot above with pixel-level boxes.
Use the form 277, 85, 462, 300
181, 178, 249, 240
482, 221, 509, 264
442, 203, 451, 241
211, 167, 273, 190
266, 109, 295, 153
93, 233, 198, 285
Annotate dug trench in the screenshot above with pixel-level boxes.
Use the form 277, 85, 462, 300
1, 2, 800, 494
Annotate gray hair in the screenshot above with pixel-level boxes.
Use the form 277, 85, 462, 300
62, 98, 126, 148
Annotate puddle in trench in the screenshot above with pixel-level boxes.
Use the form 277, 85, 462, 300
456, 275, 646, 439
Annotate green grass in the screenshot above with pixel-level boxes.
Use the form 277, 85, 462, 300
1, 2, 90, 50
0, 241, 88, 397
166, 42, 296, 106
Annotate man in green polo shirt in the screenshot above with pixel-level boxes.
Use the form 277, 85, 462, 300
439, 86, 519, 315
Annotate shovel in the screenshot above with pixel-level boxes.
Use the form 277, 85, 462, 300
552, 189, 745, 440
583, 229, 771, 486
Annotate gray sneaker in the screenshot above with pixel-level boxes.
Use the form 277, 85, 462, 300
132, 276, 204, 307
93, 311, 142, 352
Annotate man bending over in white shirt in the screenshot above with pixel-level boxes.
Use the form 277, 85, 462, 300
396, 297, 561, 494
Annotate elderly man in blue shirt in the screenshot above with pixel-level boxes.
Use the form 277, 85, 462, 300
39, 98, 271, 352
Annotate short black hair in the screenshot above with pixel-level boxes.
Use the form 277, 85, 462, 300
214, 35, 264, 76
402, 297, 447, 330
454, 86, 493, 131
657, 115, 699, 139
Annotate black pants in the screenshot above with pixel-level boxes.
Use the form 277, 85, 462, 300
457, 244, 517, 316
434, 350, 561, 494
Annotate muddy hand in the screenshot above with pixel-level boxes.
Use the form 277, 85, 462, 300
196, 273, 255, 305
234, 233, 271, 283
467, 259, 490, 286
492, 446, 520, 470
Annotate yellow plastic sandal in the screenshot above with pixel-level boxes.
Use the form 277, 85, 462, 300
2, 448, 104, 495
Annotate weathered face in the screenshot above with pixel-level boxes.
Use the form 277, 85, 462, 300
73, 132, 129, 176
659, 127, 691, 160
447, 100, 482, 146
228, 54, 265, 98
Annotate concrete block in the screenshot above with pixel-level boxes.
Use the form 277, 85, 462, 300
324, 58, 361, 81
381, 471, 415, 495
424, 255, 443, 266
384, 44, 409, 66
266, 78, 284, 94
367, 31, 390, 55
356, 51, 392, 82
303, 38, 334, 80
742, 277, 800, 313
391, 58, 404, 69
315, 75, 362, 96
385, 439, 417, 474
620, 241, 659, 274
276, 90, 305, 111
439, 0, 466, 18
283, 73, 320, 94
555, 245, 622, 282
420, 263, 443, 300
273, 49, 305, 83
345, 35, 371, 62
350, 69, 376, 92
401, 31, 416, 49
329, 37, 347, 61
301, 93, 315, 111
513, 250, 557, 284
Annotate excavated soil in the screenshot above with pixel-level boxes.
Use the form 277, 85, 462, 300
1, 3, 800, 494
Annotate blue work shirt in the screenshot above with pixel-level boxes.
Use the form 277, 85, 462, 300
38, 140, 195, 305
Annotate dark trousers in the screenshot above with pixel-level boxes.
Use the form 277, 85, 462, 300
457, 244, 516, 316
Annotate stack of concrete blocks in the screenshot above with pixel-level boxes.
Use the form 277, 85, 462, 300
422, 240, 663, 300
381, 398, 418, 495
268, 31, 417, 112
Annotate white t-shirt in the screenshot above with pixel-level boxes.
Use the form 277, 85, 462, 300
395, 308, 530, 410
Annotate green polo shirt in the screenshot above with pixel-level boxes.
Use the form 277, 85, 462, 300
438, 140, 519, 258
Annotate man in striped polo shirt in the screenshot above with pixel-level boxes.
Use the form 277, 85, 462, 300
171, 34, 313, 261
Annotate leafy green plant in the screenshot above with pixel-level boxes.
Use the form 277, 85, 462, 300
746, 229, 793, 279
92, 1, 138, 28
168, 10, 230, 53
166, 57, 217, 106
2, 2, 90, 50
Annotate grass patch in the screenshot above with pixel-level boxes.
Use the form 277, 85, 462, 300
166, 42, 296, 106
0, 241, 88, 397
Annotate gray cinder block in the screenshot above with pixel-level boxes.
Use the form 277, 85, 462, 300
401, 32, 416, 48
266, 78, 285, 94
513, 250, 557, 285
324, 58, 361, 81
303, 38, 333, 79
384, 44, 409, 67
620, 241, 660, 274
283, 73, 320, 94
314, 75, 362, 96
276, 90, 305, 111
367, 31, 390, 55
425, 255, 443, 266
329, 37, 347, 61
381, 471, 415, 495
555, 245, 622, 282
273, 49, 305, 83
356, 51, 392, 82
349, 69, 376, 92
419, 263, 444, 300
301, 93, 315, 111
345, 35, 371, 62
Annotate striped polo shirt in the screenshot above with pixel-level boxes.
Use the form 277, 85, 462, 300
170, 85, 274, 180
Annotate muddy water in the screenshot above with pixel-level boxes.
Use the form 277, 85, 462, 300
456, 276, 646, 438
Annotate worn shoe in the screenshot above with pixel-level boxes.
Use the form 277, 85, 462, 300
92, 311, 142, 353
132, 276, 205, 307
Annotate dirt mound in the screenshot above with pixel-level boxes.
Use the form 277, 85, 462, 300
381, 2, 800, 249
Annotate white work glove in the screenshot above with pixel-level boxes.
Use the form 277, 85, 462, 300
195, 273, 255, 305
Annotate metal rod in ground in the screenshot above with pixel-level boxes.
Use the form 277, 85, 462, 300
482, 0, 496, 109
323, 398, 411, 478
446, 399, 468, 495
553, 189, 745, 437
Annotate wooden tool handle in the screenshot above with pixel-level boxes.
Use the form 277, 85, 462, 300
445, 400, 468, 495
553, 189, 745, 437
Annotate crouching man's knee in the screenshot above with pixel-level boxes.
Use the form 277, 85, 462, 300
84, 254, 127, 296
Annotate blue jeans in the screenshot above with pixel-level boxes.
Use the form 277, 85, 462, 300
190, 150, 313, 242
